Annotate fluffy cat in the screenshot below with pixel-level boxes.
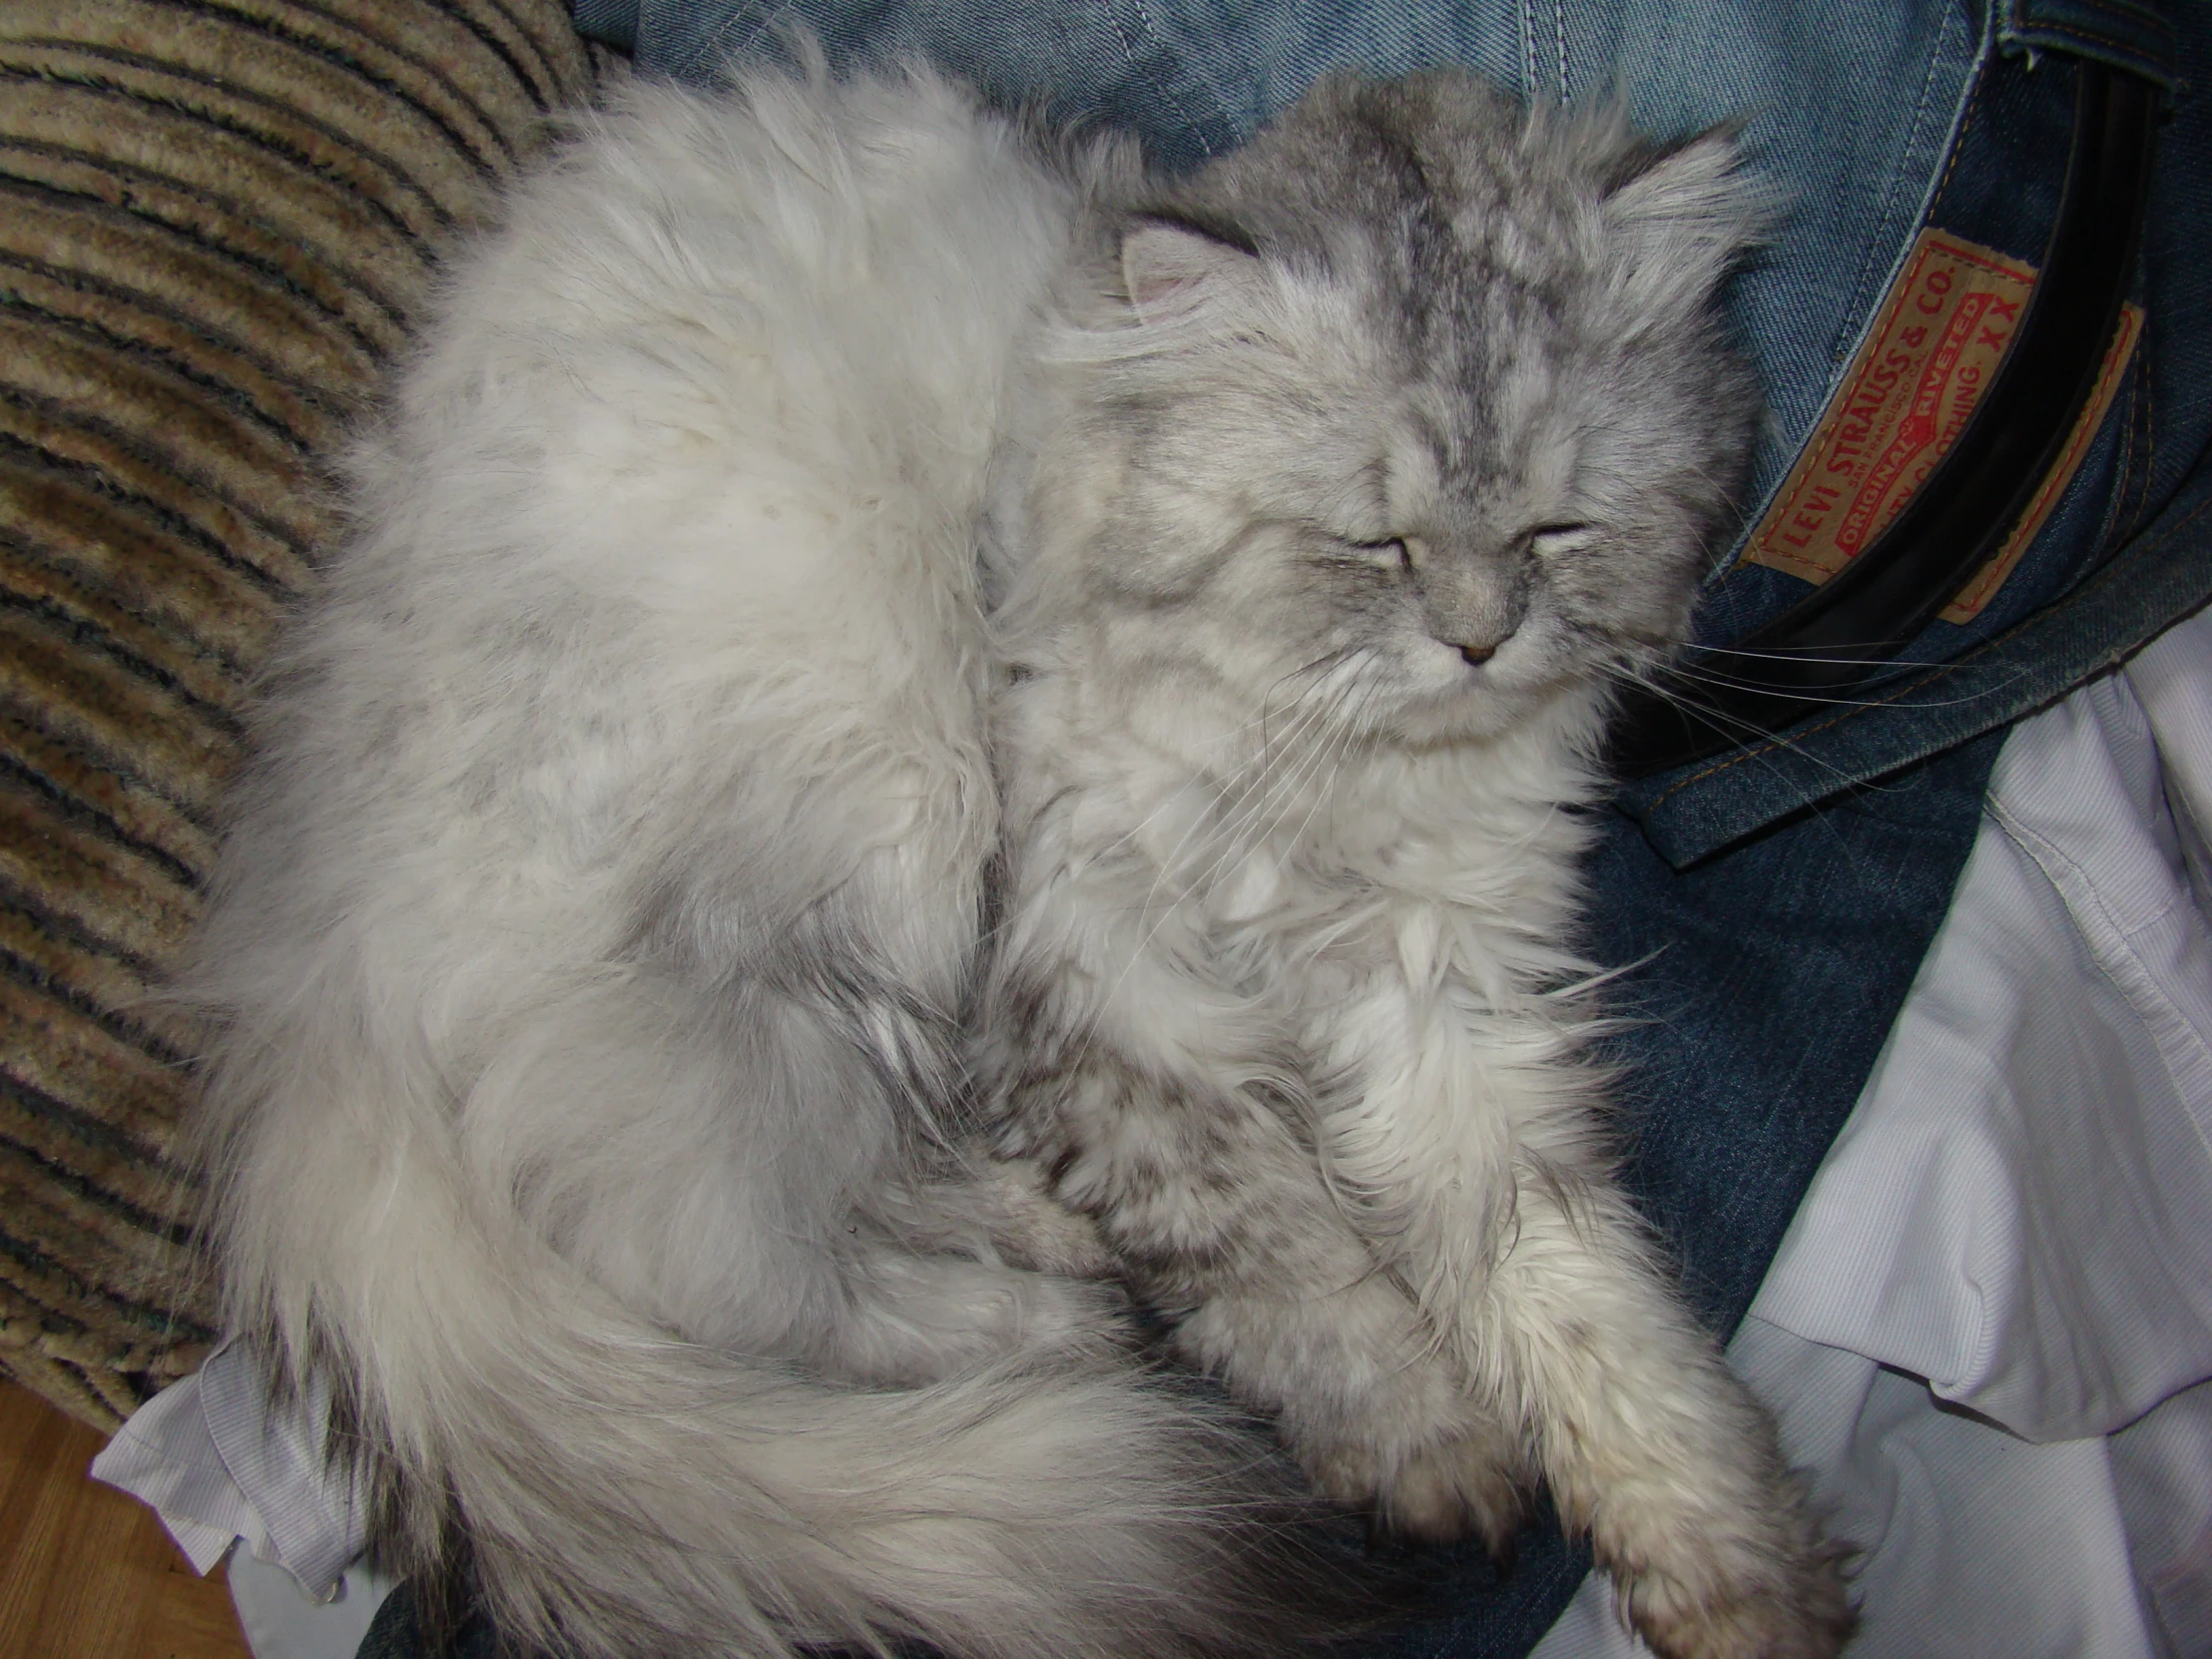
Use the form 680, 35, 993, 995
182, 48, 1849, 1659
186, 62, 1357, 1659
975, 73, 1856, 1659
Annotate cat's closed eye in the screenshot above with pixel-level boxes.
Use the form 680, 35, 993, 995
1349, 536, 1415, 573
1522, 522, 1596, 555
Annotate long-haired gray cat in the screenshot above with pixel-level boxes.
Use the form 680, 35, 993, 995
976, 71, 1855, 1659
184, 50, 1851, 1659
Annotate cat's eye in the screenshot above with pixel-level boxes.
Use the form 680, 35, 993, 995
1352, 536, 1414, 572
1524, 522, 1596, 554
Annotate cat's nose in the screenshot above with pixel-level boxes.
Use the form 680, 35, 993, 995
1456, 641, 1498, 667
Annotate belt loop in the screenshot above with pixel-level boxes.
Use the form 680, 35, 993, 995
1998, 0, 2179, 96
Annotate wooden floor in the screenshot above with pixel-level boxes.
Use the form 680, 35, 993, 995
0, 1380, 253, 1659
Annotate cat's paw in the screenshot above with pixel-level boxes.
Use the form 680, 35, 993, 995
1307, 1426, 1531, 1566
817, 1254, 1132, 1385
969, 1157, 1121, 1279
1608, 1514, 1857, 1659
1380, 1434, 1531, 1561
977, 1260, 1138, 1356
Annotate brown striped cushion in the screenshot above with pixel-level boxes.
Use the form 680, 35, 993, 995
0, 0, 594, 1431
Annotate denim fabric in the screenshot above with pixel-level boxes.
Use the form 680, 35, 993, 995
2001, 0, 2181, 86
356, 1588, 495, 1659
1622, 459, 2212, 863
1624, 18, 2212, 862
360, 4, 2211, 1657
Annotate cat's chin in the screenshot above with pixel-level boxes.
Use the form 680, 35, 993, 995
1382, 675, 1596, 751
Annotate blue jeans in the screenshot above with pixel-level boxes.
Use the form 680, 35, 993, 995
364, 2, 2211, 1653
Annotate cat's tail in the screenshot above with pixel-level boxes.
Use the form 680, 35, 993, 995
208, 1075, 1364, 1659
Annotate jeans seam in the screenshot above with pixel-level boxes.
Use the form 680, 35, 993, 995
1929, 39, 1992, 218
1116, 0, 1229, 161
696, 0, 793, 82
1838, 4, 1980, 364
2019, 18, 2152, 56
1648, 485, 2212, 809
2006, 8, 2167, 60
2086, 350, 2143, 565
2142, 330, 2159, 512
2052, 0, 2173, 23
2110, 326, 2152, 545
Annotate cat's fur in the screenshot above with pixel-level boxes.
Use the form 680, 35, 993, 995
183, 51, 1849, 1659
976, 73, 1855, 1659
186, 64, 1357, 1659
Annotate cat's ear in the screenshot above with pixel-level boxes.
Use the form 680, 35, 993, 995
1120, 218, 1268, 325
1600, 126, 1770, 318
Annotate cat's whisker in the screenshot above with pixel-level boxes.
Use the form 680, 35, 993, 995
1073, 658, 1365, 881
1079, 672, 1346, 927
1309, 686, 1384, 853
1257, 646, 1367, 755
1150, 693, 1351, 941
1128, 675, 1371, 982
1692, 642, 1940, 670
1097, 685, 1349, 1005
1208, 670, 1372, 868
1265, 689, 1373, 882
1660, 659, 2024, 714
1124, 677, 1347, 926
1598, 660, 1869, 796
1200, 664, 1370, 854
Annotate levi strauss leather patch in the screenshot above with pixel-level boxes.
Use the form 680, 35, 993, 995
1743, 227, 2142, 623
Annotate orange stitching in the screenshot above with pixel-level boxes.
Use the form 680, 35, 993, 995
1931, 50, 1991, 213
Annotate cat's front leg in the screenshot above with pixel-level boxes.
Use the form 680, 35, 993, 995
937, 1154, 1125, 1280
1468, 1168, 1855, 1659
787, 1160, 1133, 1386
983, 957, 1531, 1555
1318, 983, 1853, 1657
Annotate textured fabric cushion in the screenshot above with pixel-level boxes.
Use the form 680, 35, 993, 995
0, 0, 592, 1430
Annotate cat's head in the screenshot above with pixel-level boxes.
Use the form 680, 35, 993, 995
1014, 70, 1768, 751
